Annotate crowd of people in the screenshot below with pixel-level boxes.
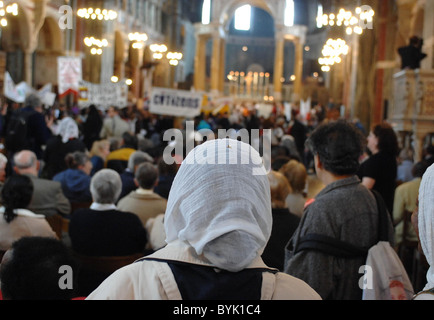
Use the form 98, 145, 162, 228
0, 91, 434, 301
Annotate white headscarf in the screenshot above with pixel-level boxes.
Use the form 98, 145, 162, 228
418, 163, 434, 290
164, 138, 272, 272
57, 117, 79, 143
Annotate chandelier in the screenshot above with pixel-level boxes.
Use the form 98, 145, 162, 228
0, 2, 19, 27
167, 52, 183, 66
318, 38, 349, 72
128, 32, 148, 49
150, 44, 168, 60
317, 6, 375, 36
84, 37, 108, 55
77, 7, 118, 21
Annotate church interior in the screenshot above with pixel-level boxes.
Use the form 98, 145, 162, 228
0, 0, 433, 301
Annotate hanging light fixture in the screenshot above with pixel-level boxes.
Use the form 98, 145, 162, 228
84, 37, 108, 55
128, 32, 148, 50
150, 44, 168, 60
77, 7, 118, 21
318, 38, 349, 72
316, 6, 374, 35
167, 52, 183, 66
0, 2, 19, 27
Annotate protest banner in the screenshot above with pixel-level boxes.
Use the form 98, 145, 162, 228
4, 71, 27, 103
149, 87, 203, 118
57, 56, 82, 98
4, 72, 56, 106
78, 80, 128, 109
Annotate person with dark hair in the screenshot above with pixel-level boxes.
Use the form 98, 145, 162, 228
53, 151, 92, 204
357, 122, 399, 215
105, 131, 138, 174
398, 36, 427, 70
423, 144, 434, 167
284, 120, 394, 300
0, 237, 79, 300
83, 105, 103, 151
0, 175, 56, 252
154, 157, 179, 199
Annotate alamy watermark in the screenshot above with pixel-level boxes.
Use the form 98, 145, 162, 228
58, 265, 74, 290
58, 5, 73, 30
162, 121, 272, 176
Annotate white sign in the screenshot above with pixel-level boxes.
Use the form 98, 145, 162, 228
78, 80, 128, 109
4, 72, 27, 103
57, 56, 82, 97
149, 87, 203, 118
4, 72, 56, 106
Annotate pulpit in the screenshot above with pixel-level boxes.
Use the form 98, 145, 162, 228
389, 69, 434, 161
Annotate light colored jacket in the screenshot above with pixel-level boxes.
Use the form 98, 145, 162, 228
86, 240, 321, 300
0, 208, 57, 251
117, 190, 167, 227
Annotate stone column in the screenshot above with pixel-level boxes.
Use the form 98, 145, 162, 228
193, 34, 207, 92
293, 39, 304, 103
273, 37, 284, 101
22, 0, 48, 85
422, 0, 434, 70
210, 35, 221, 95
219, 37, 226, 93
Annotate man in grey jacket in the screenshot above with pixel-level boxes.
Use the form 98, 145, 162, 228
284, 120, 394, 300
13, 150, 71, 218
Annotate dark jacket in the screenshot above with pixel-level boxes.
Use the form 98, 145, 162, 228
284, 176, 394, 300
53, 169, 92, 203
24, 107, 52, 159
42, 136, 87, 179
69, 208, 147, 256
262, 208, 300, 271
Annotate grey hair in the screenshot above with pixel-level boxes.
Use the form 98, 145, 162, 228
127, 151, 153, 172
25, 93, 42, 109
135, 162, 158, 189
90, 169, 122, 204
13, 151, 37, 169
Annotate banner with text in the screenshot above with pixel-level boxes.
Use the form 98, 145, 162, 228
78, 80, 128, 109
149, 87, 203, 118
57, 56, 82, 98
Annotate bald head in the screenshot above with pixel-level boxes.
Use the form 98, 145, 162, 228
13, 150, 39, 175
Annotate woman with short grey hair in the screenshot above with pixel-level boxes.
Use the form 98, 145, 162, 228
90, 169, 122, 204
68, 168, 147, 295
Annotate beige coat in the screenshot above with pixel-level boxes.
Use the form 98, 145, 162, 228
117, 190, 167, 227
86, 240, 321, 300
0, 208, 57, 251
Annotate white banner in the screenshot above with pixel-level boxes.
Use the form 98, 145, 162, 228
4, 71, 27, 103
78, 80, 128, 109
57, 56, 82, 97
4, 72, 56, 106
149, 87, 203, 118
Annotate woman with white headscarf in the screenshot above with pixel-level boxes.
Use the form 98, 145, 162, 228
413, 163, 434, 299
86, 138, 320, 300
42, 117, 87, 179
